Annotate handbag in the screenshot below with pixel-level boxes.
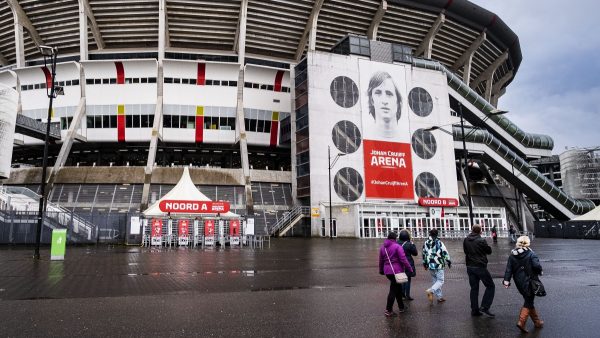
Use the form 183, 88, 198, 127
529, 276, 546, 297
385, 248, 408, 284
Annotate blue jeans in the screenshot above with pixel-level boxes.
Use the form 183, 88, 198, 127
429, 269, 445, 299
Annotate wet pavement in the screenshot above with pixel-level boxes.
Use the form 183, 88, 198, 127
1, 237, 599, 337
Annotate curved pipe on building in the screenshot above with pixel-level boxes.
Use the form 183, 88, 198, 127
454, 125, 595, 216
413, 58, 554, 151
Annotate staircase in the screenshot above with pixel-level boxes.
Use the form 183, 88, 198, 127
0, 186, 97, 243
268, 206, 310, 237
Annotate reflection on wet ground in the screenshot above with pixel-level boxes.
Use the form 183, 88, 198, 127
1, 238, 600, 337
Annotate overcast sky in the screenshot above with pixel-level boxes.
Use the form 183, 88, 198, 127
471, 0, 600, 154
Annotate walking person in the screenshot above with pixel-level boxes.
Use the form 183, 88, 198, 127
398, 229, 417, 301
509, 224, 517, 243
503, 236, 544, 333
379, 232, 414, 317
463, 225, 495, 317
422, 228, 451, 304
491, 226, 498, 243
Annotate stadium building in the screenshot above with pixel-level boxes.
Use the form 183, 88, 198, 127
0, 0, 596, 243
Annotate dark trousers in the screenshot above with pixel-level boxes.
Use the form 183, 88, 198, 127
385, 274, 405, 311
467, 266, 495, 311
401, 276, 412, 298
523, 294, 535, 309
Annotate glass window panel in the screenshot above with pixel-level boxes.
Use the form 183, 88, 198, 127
110, 115, 117, 128
126, 115, 133, 128
103, 115, 110, 128
141, 115, 149, 128
133, 115, 140, 128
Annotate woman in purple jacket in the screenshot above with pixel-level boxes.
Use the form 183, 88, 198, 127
379, 232, 414, 317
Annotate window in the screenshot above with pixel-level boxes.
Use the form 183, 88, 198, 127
34, 84, 40, 90
132, 114, 140, 128
103, 115, 110, 128
206, 80, 213, 85
141, 78, 148, 83
249, 118, 257, 132
141, 115, 149, 128
126, 115, 133, 128
102, 79, 109, 84
109, 115, 117, 128
163, 115, 172, 128
257, 119, 265, 133
213, 80, 220, 86
148, 77, 157, 83
182, 78, 189, 84
72, 79, 79, 86
149, 115, 155, 126
87, 116, 94, 128
267, 85, 274, 91
109, 78, 116, 84
229, 81, 237, 87
172, 115, 180, 128
264, 120, 271, 133
190, 79, 197, 85
245, 82, 252, 88
133, 78, 140, 84
164, 77, 173, 84
94, 79, 101, 84
86, 79, 94, 85
94, 115, 102, 128
260, 84, 267, 90
252, 83, 259, 89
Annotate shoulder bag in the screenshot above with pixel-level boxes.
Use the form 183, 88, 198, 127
385, 248, 408, 284
529, 275, 546, 297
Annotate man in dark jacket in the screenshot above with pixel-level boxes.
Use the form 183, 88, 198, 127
463, 224, 495, 317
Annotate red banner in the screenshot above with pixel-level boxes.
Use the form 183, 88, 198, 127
363, 140, 414, 199
178, 219, 189, 237
229, 219, 240, 236
151, 219, 162, 237
418, 197, 459, 207
204, 219, 215, 236
159, 200, 230, 213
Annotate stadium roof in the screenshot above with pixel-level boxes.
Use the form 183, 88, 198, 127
0, 0, 521, 93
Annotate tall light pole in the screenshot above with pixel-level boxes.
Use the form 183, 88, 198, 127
34, 45, 58, 260
425, 103, 508, 228
328, 146, 345, 239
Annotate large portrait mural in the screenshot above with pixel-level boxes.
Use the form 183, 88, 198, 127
359, 60, 414, 200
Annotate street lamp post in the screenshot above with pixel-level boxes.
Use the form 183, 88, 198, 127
34, 46, 58, 260
328, 146, 345, 239
457, 102, 474, 227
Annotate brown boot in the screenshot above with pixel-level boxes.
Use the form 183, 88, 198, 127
516, 307, 530, 333
530, 308, 544, 328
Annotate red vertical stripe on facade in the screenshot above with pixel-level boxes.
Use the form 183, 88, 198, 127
41, 67, 52, 88
117, 115, 125, 142
197, 63, 206, 85
269, 121, 279, 147
195, 116, 204, 143
115, 62, 125, 84
274, 70, 284, 92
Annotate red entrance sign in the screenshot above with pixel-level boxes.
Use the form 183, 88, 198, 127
178, 219, 189, 237
229, 219, 240, 236
204, 219, 215, 236
363, 140, 414, 200
418, 197, 459, 207
159, 200, 230, 213
151, 219, 162, 236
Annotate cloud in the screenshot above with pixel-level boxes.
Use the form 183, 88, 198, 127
471, 0, 600, 153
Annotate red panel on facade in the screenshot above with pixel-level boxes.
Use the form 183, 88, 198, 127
117, 114, 125, 142
269, 121, 279, 147
115, 62, 125, 84
197, 63, 206, 85
41, 67, 52, 88
195, 116, 204, 143
274, 70, 284, 92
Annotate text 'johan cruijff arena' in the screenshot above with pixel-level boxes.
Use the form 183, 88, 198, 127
0, 0, 595, 243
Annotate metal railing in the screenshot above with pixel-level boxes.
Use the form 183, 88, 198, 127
412, 58, 554, 151
268, 206, 310, 236
456, 126, 595, 217
15, 114, 61, 140
0, 186, 98, 242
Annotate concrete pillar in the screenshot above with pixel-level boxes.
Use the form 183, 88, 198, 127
14, 23, 25, 68
158, 0, 166, 61
289, 67, 298, 205
140, 63, 163, 210
78, 0, 88, 61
